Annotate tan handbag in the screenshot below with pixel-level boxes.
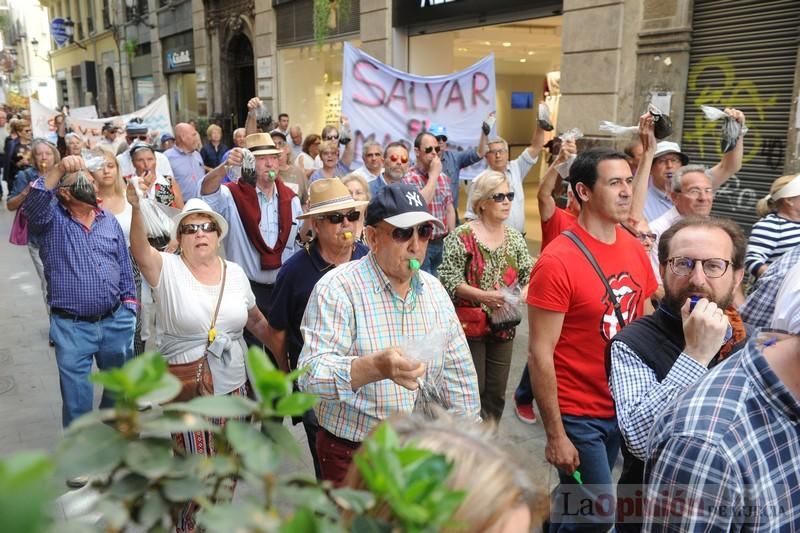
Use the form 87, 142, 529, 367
169, 260, 227, 402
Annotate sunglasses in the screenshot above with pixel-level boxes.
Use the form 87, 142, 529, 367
325, 134, 339, 141
389, 154, 409, 163
390, 223, 435, 243
423, 146, 442, 154
316, 210, 361, 224
179, 222, 219, 235
491, 192, 515, 202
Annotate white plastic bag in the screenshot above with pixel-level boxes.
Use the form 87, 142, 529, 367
490, 282, 523, 331
700, 105, 748, 153
400, 331, 451, 419
538, 102, 554, 131
130, 176, 175, 250
599, 121, 639, 136
555, 129, 583, 177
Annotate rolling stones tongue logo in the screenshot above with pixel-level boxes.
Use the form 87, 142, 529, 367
600, 273, 642, 340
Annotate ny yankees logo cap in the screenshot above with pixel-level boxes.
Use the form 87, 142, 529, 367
365, 183, 445, 230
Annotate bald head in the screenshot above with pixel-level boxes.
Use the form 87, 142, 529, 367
174, 123, 199, 151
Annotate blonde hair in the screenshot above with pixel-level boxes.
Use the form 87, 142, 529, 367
756, 174, 797, 217
470, 170, 510, 216
94, 149, 125, 197
30, 138, 61, 169
319, 140, 339, 155
343, 414, 546, 532
340, 172, 371, 201
206, 123, 222, 138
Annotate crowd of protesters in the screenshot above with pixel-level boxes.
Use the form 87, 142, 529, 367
2, 96, 799, 533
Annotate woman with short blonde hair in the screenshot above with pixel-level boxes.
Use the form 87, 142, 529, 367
201, 123, 228, 171
439, 169, 534, 422
746, 174, 800, 278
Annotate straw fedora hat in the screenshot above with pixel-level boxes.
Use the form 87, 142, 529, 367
245, 132, 282, 156
297, 178, 369, 220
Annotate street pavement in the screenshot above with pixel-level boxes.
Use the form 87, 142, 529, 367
0, 199, 554, 521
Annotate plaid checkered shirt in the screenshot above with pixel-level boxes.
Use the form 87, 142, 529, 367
643, 338, 800, 531
297, 253, 481, 442
402, 165, 453, 239
740, 244, 800, 329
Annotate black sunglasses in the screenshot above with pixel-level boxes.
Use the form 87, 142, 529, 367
491, 192, 515, 202
325, 134, 339, 141
317, 211, 360, 224
423, 146, 442, 154
179, 222, 219, 235
390, 223, 435, 243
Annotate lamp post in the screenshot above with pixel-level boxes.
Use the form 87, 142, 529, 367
63, 17, 87, 50
30, 38, 49, 61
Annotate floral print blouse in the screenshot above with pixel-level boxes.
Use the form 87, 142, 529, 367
439, 223, 535, 340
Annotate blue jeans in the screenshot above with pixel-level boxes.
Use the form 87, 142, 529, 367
550, 415, 621, 532
422, 239, 444, 276
514, 363, 533, 405
50, 305, 136, 428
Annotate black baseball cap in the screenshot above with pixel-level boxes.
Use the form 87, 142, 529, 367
269, 128, 287, 141
365, 183, 444, 230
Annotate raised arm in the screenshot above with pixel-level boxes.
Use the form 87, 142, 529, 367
339, 116, 355, 168
245, 97, 261, 136
200, 148, 243, 195
630, 113, 656, 227
537, 139, 576, 223
526, 120, 546, 159
708, 108, 745, 188
126, 181, 163, 288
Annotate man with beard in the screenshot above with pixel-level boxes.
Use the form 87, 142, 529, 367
528, 148, 657, 532
370, 141, 408, 197
200, 133, 303, 359
24, 155, 136, 486
608, 216, 749, 531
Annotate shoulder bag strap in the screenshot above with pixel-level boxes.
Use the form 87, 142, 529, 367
207, 259, 228, 346
563, 230, 626, 329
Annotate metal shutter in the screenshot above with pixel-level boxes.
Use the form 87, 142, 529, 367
681, 0, 800, 233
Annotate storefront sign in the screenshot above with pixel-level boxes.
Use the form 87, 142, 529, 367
395, 0, 561, 27
164, 47, 194, 73
50, 18, 69, 47
342, 43, 496, 178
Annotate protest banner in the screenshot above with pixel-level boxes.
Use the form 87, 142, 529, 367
30, 96, 173, 146
71, 105, 98, 120
341, 43, 496, 178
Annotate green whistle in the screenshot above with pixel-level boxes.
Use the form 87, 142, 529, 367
572, 470, 583, 485
409, 258, 421, 270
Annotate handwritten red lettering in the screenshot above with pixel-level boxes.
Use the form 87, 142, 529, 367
352, 60, 385, 107
445, 82, 465, 112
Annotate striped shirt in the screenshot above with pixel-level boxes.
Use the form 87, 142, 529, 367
745, 213, 800, 277
297, 252, 481, 442
24, 178, 137, 317
403, 166, 453, 239
644, 339, 800, 531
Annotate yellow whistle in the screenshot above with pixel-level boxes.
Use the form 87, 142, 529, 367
208, 328, 217, 343
343, 231, 353, 240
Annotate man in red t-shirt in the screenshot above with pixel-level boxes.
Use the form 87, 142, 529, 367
528, 148, 657, 531
514, 139, 579, 424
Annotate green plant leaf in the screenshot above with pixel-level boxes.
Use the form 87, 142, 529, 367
276, 485, 338, 520
165, 395, 258, 418
137, 372, 183, 406
162, 476, 206, 502
93, 497, 129, 530
0, 452, 55, 533
275, 392, 318, 417
329, 487, 375, 514
108, 471, 149, 501
198, 501, 282, 532
246, 345, 275, 377
262, 420, 302, 460
225, 420, 277, 475
125, 439, 174, 478
140, 412, 217, 434
136, 491, 169, 530
351, 515, 393, 533
56, 423, 127, 478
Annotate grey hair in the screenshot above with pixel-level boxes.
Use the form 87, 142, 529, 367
671, 164, 710, 192
361, 140, 382, 158
487, 137, 509, 153
470, 170, 510, 215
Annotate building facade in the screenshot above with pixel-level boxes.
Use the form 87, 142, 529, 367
3, 0, 57, 108
24, 0, 800, 232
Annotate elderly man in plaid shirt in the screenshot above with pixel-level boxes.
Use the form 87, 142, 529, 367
643, 264, 800, 532
403, 131, 456, 276
298, 183, 480, 485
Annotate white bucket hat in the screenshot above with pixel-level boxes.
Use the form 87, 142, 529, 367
171, 198, 229, 241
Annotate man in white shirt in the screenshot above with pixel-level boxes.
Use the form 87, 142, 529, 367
117, 119, 174, 181
352, 141, 383, 183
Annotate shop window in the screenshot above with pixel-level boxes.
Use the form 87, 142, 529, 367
136, 43, 152, 57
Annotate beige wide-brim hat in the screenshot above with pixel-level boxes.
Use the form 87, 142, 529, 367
297, 178, 369, 220
245, 132, 282, 156
171, 198, 229, 241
